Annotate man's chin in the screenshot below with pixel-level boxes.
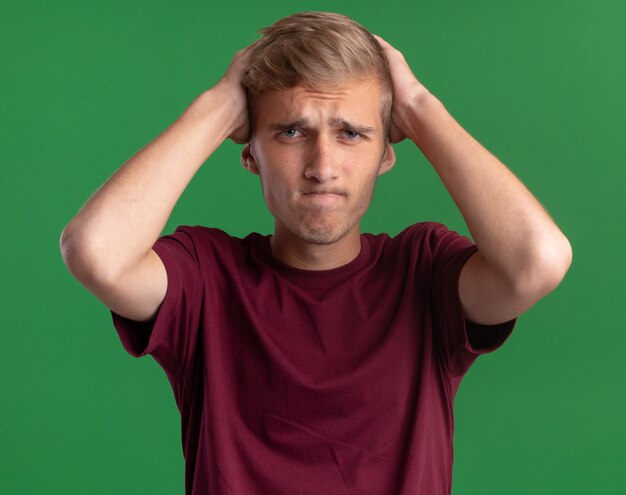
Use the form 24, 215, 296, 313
299, 233, 343, 246
296, 221, 354, 246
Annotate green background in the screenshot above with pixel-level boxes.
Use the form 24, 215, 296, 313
1, 0, 623, 493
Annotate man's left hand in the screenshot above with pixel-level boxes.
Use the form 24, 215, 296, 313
374, 35, 432, 144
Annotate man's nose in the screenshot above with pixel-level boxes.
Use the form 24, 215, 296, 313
304, 135, 340, 183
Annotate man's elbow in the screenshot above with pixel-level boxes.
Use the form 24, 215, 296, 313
59, 224, 118, 288
519, 235, 573, 297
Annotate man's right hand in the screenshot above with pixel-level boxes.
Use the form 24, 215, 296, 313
215, 44, 256, 144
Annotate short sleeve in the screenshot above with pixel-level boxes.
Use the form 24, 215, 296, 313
429, 223, 516, 377
110, 226, 204, 381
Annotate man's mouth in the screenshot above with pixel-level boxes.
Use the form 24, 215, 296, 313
301, 190, 346, 204
301, 189, 346, 196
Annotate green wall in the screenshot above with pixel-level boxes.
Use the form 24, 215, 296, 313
1, 0, 623, 493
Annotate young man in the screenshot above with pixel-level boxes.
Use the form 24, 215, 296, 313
60, 11, 572, 495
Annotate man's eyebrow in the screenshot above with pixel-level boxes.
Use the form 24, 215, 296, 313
268, 118, 309, 131
328, 117, 376, 134
268, 117, 376, 134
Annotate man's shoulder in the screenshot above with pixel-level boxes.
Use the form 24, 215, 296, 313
364, 222, 474, 265
166, 225, 263, 243
399, 221, 452, 236
366, 221, 456, 244
157, 225, 267, 259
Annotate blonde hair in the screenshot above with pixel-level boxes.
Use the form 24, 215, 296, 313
242, 11, 393, 138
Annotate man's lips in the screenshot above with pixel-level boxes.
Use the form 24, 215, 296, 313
300, 190, 346, 204
301, 190, 346, 196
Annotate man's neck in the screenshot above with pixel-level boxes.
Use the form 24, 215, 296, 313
269, 226, 362, 271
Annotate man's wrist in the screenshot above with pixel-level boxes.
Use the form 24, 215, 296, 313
400, 84, 444, 148
183, 84, 246, 143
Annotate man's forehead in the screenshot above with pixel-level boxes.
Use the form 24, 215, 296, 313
256, 80, 385, 126
278, 78, 381, 97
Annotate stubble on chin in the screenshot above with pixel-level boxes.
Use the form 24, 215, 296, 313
293, 188, 376, 245
298, 223, 346, 245
294, 212, 359, 245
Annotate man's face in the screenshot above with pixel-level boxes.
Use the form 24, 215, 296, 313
241, 78, 396, 246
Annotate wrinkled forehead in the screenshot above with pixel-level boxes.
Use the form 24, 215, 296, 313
253, 78, 389, 125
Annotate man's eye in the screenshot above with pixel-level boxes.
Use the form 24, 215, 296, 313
344, 130, 360, 139
281, 129, 300, 137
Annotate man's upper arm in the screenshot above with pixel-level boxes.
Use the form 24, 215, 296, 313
458, 250, 548, 325
85, 249, 168, 323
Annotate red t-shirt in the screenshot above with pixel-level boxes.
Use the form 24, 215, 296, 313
111, 222, 516, 494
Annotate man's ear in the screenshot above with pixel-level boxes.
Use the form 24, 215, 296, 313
240, 142, 260, 175
378, 142, 396, 176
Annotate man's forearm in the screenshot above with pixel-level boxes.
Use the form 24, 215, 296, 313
60, 85, 241, 283
405, 86, 571, 288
